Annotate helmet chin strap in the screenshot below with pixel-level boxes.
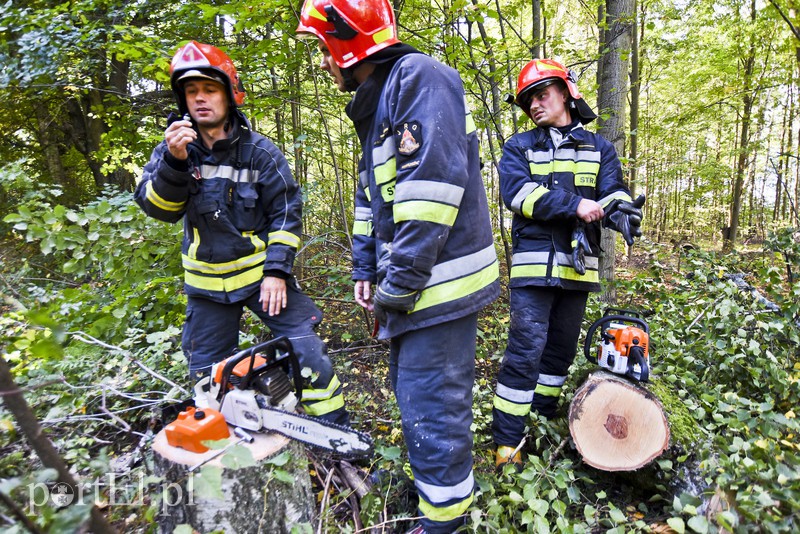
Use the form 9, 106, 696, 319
341, 66, 360, 92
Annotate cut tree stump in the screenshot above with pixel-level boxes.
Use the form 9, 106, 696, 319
152, 426, 313, 533
568, 370, 670, 471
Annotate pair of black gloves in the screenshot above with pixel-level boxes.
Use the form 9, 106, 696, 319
572, 195, 645, 275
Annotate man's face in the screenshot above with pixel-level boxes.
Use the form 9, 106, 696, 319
318, 40, 346, 92
184, 79, 229, 128
527, 83, 571, 128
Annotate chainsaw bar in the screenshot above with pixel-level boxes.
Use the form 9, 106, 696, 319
261, 406, 374, 460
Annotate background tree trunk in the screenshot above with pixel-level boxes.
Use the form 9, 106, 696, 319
597, 0, 633, 302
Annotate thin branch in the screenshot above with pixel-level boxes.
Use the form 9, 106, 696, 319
768, 0, 800, 41
68, 331, 188, 396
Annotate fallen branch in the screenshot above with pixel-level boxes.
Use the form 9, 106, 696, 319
69, 331, 188, 396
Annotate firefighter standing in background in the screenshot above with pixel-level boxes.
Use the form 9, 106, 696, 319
297, 1, 500, 532
492, 59, 644, 467
135, 41, 350, 426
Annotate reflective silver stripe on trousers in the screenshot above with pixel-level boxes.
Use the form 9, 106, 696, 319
415, 471, 474, 504
537, 373, 567, 386
496, 383, 535, 403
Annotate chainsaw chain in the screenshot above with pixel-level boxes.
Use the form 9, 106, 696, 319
262, 406, 374, 460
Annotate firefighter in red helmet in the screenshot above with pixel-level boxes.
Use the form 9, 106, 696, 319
492, 58, 644, 467
298, 2, 500, 532
135, 41, 351, 427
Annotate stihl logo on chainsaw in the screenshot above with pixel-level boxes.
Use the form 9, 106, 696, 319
584, 308, 651, 382
282, 420, 308, 435
171, 337, 373, 459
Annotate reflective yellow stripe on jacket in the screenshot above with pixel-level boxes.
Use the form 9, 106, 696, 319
413, 245, 498, 313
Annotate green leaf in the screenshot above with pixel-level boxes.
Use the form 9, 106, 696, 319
272, 469, 295, 484
221, 445, 256, 470
264, 451, 291, 467
609, 507, 626, 524
667, 517, 685, 534
194, 466, 224, 500
687, 515, 709, 533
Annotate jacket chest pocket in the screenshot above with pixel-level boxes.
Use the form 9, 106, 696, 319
232, 183, 261, 231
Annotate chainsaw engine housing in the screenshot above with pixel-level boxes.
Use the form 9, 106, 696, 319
585, 309, 651, 381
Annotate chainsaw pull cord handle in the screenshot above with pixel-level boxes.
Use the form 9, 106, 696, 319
272, 337, 304, 401
627, 342, 649, 382
583, 314, 649, 363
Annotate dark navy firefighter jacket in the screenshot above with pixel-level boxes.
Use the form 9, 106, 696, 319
351, 53, 500, 338
498, 123, 633, 292
135, 111, 302, 303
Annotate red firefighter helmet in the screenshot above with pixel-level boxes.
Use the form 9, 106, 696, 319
296, 0, 400, 68
169, 41, 245, 112
514, 59, 581, 106
513, 58, 597, 123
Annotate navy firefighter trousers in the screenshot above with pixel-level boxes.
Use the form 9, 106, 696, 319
182, 278, 349, 426
389, 313, 477, 534
492, 287, 588, 447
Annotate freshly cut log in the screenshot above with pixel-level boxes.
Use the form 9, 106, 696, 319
568, 370, 670, 471
152, 426, 313, 533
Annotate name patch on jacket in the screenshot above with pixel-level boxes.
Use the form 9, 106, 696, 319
395, 121, 422, 156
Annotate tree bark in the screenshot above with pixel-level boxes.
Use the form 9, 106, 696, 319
597, 0, 633, 302
724, 0, 758, 252
568, 370, 670, 471
152, 428, 314, 533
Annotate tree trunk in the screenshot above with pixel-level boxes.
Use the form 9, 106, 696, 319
532, 0, 542, 58
724, 0, 758, 252
597, 0, 633, 302
569, 370, 670, 471
152, 428, 314, 533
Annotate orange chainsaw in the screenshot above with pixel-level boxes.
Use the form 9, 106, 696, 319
584, 308, 650, 382
187, 337, 373, 459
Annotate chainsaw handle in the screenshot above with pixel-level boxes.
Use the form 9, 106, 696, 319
218, 337, 302, 407
583, 314, 649, 363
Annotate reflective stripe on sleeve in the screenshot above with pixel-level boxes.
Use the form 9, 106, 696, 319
268, 230, 301, 248
394, 181, 464, 226
145, 181, 185, 212
597, 190, 633, 208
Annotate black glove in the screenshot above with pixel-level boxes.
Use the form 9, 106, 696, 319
374, 279, 420, 313
603, 194, 645, 246
571, 223, 593, 275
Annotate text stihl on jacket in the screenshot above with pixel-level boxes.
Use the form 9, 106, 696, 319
499, 123, 632, 292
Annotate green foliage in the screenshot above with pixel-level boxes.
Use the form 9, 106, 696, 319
3, 186, 184, 342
